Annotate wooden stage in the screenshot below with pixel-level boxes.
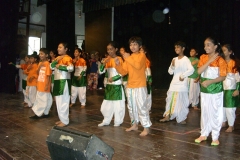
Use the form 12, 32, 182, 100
0, 89, 240, 160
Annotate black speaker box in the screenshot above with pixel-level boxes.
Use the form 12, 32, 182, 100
46, 126, 114, 160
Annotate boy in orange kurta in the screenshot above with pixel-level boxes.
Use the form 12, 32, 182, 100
30, 48, 52, 118
115, 36, 152, 136
24, 53, 38, 108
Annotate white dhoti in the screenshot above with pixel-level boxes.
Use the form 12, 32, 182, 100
200, 92, 223, 141
71, 86, 86, 106
100, 100, 125, 125
26, 86, 37, 107
127, 87, 152, 128
32, 91, 53, 116
188, 78, 200, 107
223, 107, 236, 126
100, 87, 125, 125
55, 81, 70, 125
163, 91, 189, 123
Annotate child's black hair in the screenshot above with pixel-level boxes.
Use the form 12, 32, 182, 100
108, 41, 120, 56
129, 36, 142, 46
205, 37, 224, 58
174, 41, 186, 48
40, 48, 50, 57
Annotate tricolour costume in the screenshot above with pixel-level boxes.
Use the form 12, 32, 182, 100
223, 59, 240, 126
198, 54, 227, 141
163, 56, 194, 123
188, 57, 200, 107
71, 58, 87, 106
146, 58, 152, 111
98, 57, 125, 126
32, 61, 52, 116
51, 55, 73, 125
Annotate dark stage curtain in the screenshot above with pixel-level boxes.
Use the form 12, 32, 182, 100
83, 0, 149, 13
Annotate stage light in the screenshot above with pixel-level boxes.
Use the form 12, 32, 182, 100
163, 8, 169, 14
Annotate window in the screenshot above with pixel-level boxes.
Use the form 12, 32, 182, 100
28, 37, 41, 55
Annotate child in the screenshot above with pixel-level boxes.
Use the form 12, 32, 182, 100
221, 44, 239, 132
49, 50, 58, 92
70, 48, 87, 108
24, 53, 39, 108
141, 45, 152, 112
119, 47, 129, 90
9, 55, 30, 105
50, 42, 73, 127
188, 48, 200, 110
98, 41, 125, 127
88, 53, 101, 90
160, 41, 194, 124
115, 36, 151, 136
30, 48, 52, 118
18, 53, 26, 92
195, 37, 227, 146
102, 52, 109, 88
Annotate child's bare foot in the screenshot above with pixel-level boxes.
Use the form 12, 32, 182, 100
69, 103, 74, 107
193, 106, 199, 110
195, 136, 207, 143
140, 128, 149, 136
211, 140, 220, 146
222, 122, 227, 128
225, 126, 234, 132
126, 124, 138, 132
24, 103, 29, 108
80, 105, 85, 109
55, 121, 61, 125
159, 116, 170, 122
57, 122, 67, 127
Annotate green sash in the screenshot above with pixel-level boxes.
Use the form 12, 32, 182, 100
104, 84, 122, 100
51, 74, 54, 83
72, 76, 87, 87
224, 90, 240, 108
200, 77, 223, 94
53, 79, 71, 96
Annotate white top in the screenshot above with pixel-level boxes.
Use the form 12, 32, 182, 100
168, 56, 194, 92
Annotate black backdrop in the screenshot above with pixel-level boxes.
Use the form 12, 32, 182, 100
113, 0, 240, 89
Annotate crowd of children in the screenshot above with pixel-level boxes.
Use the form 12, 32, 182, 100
10, 36, 239, 141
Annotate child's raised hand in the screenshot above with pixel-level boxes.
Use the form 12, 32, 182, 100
208, 53, 219, 63
123, 52, 130, 59
28, 76, 33, 82
179, 76, 184, 81
194, 77, 200, 83
232, 90, 239, 97
201, 80, 211, 88
77, 75, 82, 80
114, 57, 120, 66
103, 56, 111, 65
27, 64, 33, 71
108, 77, 113, 83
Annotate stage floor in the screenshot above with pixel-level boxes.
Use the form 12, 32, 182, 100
0, 89, 240, 160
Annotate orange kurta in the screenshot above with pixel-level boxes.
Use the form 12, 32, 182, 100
24, 63, 38, 86
57, 55, 73, 66
37, 61, 52, 92
115, 52, 146, 88
198, 54, 227, 77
